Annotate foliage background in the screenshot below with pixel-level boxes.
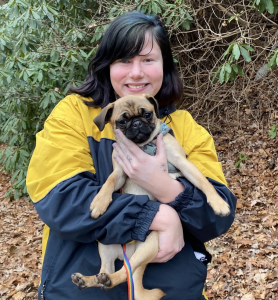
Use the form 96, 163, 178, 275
0, 0, 278, 199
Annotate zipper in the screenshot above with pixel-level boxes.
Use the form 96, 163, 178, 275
40, 281, 46, 300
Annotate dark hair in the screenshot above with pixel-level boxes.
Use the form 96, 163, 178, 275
70, 11, 183, 108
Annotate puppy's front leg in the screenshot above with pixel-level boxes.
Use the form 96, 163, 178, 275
90, 151, 126, 219
163, 134, 230, 216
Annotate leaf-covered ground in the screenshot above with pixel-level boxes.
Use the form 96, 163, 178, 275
1, 101, 278, 300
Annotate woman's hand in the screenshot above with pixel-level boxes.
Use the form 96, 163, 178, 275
149, 204, 185, 262
112, 129, 184, 203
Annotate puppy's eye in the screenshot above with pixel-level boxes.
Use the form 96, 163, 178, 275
119, 120, 127, 125
144, 112, 152, 119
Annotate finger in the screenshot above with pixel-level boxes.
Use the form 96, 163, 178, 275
113, 142, 133, 165
112, 154, 128, 174
155, 134, 166, 159
155, 134, 168, 173
115, 129, 132, 146
115, 129, 143, 156
112, 143, 133, 173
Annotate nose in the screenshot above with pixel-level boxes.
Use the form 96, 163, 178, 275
129, 61, 143, 79
132, 119, 142, 129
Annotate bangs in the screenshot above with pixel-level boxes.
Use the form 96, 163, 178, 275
108, 26, 154, 61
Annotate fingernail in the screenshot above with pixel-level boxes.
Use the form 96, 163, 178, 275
112, 143, 117, 148
115, 129, 121, 135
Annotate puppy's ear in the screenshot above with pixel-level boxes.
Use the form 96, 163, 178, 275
143, 94, 159, 117
93, 103, 114, 131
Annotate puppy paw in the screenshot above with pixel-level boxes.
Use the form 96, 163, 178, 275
90, 194, 112, 219
208, 196, 230, 217
71, 273, 87, 290
90, 201, 107, 219
95, 273, 111, 290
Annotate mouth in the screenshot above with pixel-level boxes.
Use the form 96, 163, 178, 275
125, 84, 149, 91
126, 125, 153, 144
131, 133, 150, 144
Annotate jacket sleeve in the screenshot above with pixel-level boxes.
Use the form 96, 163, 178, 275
26, 98, 160, 245
169, 177, 236, 243
169, 123, 237, 243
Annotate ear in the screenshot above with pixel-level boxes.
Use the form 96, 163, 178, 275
93, 103, 114, 131
143, 94, 159, 117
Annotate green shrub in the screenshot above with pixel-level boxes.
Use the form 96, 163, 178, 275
0, 0, 193, 198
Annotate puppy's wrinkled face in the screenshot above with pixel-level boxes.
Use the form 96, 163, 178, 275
93, 94, 160, 145
112, 95, 158, 144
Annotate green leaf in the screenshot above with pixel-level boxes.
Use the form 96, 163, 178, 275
232, 64, 239, 73
233, 44, 241, 60
182, 20, 191, 30
20, 149, 29, 157
240, 46, 251, 62
212, 65, 222, 83
228, 16, 236, 23
241, 44, 255, 52
11, 169, 20, 182
265, 0, 275, 13
71, 55, 78, 62
269, 124, 277, 138
237, 66, 244, 76
230, 68, 236, 81
219, 65, 225, 84
47, 11, 54, 22
80, 50, 87, 58
267, 52, 277, 69
38, 70, 43, 82
152, 1, 158, 14
224, 70, 230, 82
225, 63, 232, 73
222, 44, 234, 60
235, 161, 241, 168
14, 189, 19, 200
31, 10, 41, 20
47, 6, 59, 16
0, 38, 6, 46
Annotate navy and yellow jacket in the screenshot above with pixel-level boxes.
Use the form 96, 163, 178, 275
26, 94, 236, 300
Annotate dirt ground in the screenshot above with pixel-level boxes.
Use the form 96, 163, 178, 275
0, 89, 278, 299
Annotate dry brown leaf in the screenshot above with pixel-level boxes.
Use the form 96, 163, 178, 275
0, 284, 10, 295
12, 291, 26, 300
241, 294, 255, 300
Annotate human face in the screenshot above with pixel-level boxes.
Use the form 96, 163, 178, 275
110, 33, 163, 98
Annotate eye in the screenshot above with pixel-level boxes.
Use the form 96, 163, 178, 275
119, 58, 130, 64
119, 120, 127, 125
144, 112, 153, 119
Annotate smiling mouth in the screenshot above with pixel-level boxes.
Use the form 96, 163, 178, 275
126, 84, 148, 89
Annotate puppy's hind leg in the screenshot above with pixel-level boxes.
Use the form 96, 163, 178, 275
71, 244, 119, 290
133, 265, 166, 300
97, 232, 161, 290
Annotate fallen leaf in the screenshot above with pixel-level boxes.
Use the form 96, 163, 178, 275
12, 291, 26, 300
241, 294, 255, 300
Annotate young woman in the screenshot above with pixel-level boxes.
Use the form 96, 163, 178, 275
26, 11, 236, 300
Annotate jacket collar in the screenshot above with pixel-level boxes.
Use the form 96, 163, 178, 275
158, 104, 176, 118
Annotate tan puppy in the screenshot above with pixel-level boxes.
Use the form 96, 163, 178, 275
71, 94, 230, 299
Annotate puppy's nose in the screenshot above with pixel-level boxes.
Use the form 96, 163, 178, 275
132, 120, 142, 128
